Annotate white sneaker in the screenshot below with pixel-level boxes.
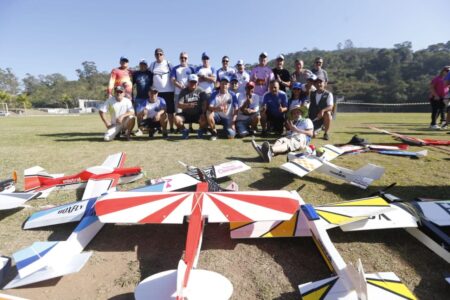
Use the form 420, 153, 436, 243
430, 125, 440, 130
134, 129, 143, 136
251, 139, 263, 159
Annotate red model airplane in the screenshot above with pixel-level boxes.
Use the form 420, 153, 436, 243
23, 152, 143, 198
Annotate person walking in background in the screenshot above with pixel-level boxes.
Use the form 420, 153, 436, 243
429, 66, 449, 129
107, 56, 133, 99
149, 48, 175, 133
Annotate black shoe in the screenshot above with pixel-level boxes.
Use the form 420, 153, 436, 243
148, 129, 155, 138
323, 133, 330, 141
348, 135, 367, 145
162, 131, 168, 138
261, 130, 268, 137
261, 141, 272, 162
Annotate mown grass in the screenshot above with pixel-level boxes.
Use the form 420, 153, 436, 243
0, 113, 449, 300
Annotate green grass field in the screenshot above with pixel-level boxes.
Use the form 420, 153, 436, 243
0, 113, 449, 299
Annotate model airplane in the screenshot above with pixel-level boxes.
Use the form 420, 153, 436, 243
4, 161, 249, 289
280, 145, 384, 189
339, 144, 427, 158
231, 197, 416, 299
0, 171, 43, 211
23, 152, 143, 198
369, 126, 450, 146
0, 172, 17, 193
95, 172, 299, 300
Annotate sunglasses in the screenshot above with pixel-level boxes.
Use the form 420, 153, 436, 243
156, 53, 164, 56
315, 61, 323, 64
222, 60, 229, 63
180, 57, 187, 59
116, 90, 124, 94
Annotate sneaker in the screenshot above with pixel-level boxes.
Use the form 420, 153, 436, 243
162, 131, 168, 138
248, 129, 255, 137
134, 129, 143, 137
261, 141, 272, 162
251, 139, 263, 159
441, 123, 448, 129
148, 128, 155, 138
430, 125, 440, 130
182, 128, 189, 139
323, 133, 330, 140
197, 129, 205, 139
210, 131, 218, 141
227, 128, 236, 139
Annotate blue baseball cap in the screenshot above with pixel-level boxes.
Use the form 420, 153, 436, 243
120, 56, 129, 62
221, 76, 230, 82
230, 75, 238, 82
139, 59, 148, 65
292, 82, 303, 90
201, 52, 209, 60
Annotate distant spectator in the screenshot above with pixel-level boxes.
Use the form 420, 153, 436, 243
138, 88, 168, 138
175, 74, 208, 139
235, 59, 250, 94
291, 59, 312, 85
235, 81, 260, 137
442, 66, 450, 129
99, 86, 135, 141
150, 48, 175, 132
107, 56, 133, 99
207, 76, 239, 140
311, 57, 329, 84
272, 54, 291, 92
252, 104, 313, 162
250, 52, 274, 97
216, 56, 236, 88
132, 59, 153, 123
196, 52, 216, 96
309, 75, 333, 140
429, 66, 449, 129
261, 80, 288, 136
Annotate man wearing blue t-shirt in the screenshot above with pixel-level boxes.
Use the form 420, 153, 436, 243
261, 80, 288, 136
207, 76, 239, 140
132, 60, 153, 118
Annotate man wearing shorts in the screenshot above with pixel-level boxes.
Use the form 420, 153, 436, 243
138, 87, 168, 138
175, 74, 208, 139
99, 86, 136, 141
235, 81, 260, 137
252, 104, 313, 162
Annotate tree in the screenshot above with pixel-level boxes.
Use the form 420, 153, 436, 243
344, 39, 354, 49
16, 94, 32, 108
337, 42, 343, 50
0, 68, 20, 95
76, 61, 99, 80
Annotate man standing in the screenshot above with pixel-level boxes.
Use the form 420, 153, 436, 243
150, 48, 175, 133
272, 54, 291, 92
175, 74, 208, 139
196, 52, 216, 96
308, 75, 333, 140
261, 80, 288, 136
311, 57, 329, 84
107, 56, 133, 99
235, 59, 250, 94
250, 52, 274, 97
215, 56, 236, 88
291, 59, 312, 85
252, 104, 313, 162
171, 52, 195, 104
207, 76, 239, 140
235, 82, 260, 137
138, 88, 168, 138
132, 59, 153, 122
99, 86, 136, 141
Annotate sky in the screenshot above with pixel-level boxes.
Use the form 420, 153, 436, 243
0, 0, 449, 81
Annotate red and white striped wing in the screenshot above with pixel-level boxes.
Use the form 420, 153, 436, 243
96, 191, 194, 224
95, 190, 300, 224
202, 190, 300, 223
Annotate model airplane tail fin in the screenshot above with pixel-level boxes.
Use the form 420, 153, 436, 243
23, 166, 62, 192
0, 192, 41, 211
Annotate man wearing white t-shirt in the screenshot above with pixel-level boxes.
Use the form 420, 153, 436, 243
235, 59, 250, 94
150, 48, 175, 132
196, 52, 216, 96
99, 86, 136, 141
138, 88, 168, 138
235, 81, 260, 137
215, 55, 236, 88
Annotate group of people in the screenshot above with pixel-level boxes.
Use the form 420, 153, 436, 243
99, 49, 334, 150
429, 65, 450, 129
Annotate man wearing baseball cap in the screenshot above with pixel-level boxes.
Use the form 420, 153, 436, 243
250, 52, 274, 97
235, 59, 250, 94
252, 104, 313, 162
175, 74, 209, 139
235, 81, 260, 137
195, 52, 216, 96
272, 54, 291, 92
99, 85, 136, 141
138, 87, 168, 138
309, 74, 334, 140
132, 59, 153, 123
107, 56, 133, 99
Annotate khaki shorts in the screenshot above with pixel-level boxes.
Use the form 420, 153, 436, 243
272, 134, 308, 154
104, 116, 135, 141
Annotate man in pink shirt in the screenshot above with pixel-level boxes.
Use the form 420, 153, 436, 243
250, 52, 274, 97
107, 56, 133, 99
429, 66, 450, 129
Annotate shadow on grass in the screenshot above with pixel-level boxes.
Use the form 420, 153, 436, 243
108, 293, 134, 300
0, 207, 24, 221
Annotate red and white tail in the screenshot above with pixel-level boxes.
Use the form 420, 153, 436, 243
23, 166, 61, 191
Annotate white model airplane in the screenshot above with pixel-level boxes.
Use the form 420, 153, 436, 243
0, 172, 40, 211
231, 197, 417, 299
95, 173, 299, 300
3, 161, 250, 289
280, 145, 384, 189
0, 172, 17, 193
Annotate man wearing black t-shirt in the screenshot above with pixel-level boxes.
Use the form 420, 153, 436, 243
272, 54, 291, 92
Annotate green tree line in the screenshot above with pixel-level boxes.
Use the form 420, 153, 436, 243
1, 41, 449, 108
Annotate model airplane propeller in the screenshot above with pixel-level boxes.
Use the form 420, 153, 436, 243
95, 169, 299, 300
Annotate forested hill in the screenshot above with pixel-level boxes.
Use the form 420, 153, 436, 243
1, 41, 449, 108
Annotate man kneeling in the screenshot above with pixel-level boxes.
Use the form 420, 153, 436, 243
99, 85, 136, 141
252, 105, 313, 162
138, 88, 168, 138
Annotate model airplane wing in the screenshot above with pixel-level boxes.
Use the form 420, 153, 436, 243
101, 152, 126, 169
96, 190, 299, 224
369, 126, 450, 146
0, 192, 41, 210
231, 196, 397, 239
81, 174, 120, 200
376, 150, 427, 158
413, 200, 450, 226
184, 160, 251, 180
